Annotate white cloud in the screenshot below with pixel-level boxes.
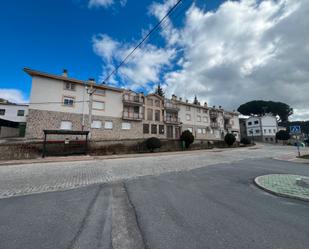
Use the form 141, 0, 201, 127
88, 0, 127, 8
152, 0, 308, 120
0, 89, 28, 104
93, 34, 175, 90
92, 0, 309, 120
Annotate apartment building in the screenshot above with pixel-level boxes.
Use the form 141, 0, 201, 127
24, 68, 240, 141
0, 102, 28, 138
245, 114, 278, 142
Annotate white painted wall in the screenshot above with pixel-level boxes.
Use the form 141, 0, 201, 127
0, 104, 28, 122
246, 115, 278, 136
29, 76, 123, 118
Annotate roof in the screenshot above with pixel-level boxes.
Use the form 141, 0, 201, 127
24, 68, 124, 93
0, 102, 29, 107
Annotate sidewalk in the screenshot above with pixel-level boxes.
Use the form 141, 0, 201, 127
0, 146, 259, 167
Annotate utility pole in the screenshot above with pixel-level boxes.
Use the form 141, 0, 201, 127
86, 79, 95, 139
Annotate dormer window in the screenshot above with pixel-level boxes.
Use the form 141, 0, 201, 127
64, 82, 76, 91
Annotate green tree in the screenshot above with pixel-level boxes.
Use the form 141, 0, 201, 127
180, 130, 195, 149
225, 133, 236, 146
237, 100, 293, 122
155, 83, 165, 97
193, 95, 199, 105
276, 130, 290, 141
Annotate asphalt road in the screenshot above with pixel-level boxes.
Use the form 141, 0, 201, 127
0, 158, 309, 249
126, 158, 309, 249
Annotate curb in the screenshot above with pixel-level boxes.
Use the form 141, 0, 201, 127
254, 176, 309, 202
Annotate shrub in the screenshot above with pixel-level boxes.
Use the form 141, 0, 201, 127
180, 130, 194, 149
145, 137, 161, 152
240, 137, 251, 145
225, 133, 236, 146
276, 130, 290, 141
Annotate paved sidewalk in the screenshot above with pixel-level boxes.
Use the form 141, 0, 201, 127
255, 174, 309, 201
0, 144, 308, 199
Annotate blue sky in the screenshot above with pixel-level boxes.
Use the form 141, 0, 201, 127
1, 0, 308, 120
0, 0, 223, 100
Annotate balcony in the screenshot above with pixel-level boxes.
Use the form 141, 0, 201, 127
209, 111, 218, 118
164, 116, 180, 124
123, 94, 143, 106
164, 101, 179, 112
122, 111, 143, 121
210, 122, 219, 129
225, 124, 232, 129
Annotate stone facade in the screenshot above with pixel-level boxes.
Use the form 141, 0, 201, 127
26, 109, 143, 140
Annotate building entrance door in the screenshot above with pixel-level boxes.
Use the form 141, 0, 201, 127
167, 125, 173, 139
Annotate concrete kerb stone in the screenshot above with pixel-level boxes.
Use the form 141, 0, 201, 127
254, 174, 309, 202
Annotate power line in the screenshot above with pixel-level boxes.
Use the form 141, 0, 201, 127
101, 0, 183, 85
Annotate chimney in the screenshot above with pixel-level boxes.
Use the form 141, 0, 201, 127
219, 105, 222, 109
213, 105, 216, 108
172, 94, 177, 101
204, 102, 207, 107
186, 99, 189, 103
63, 69, 68, 77
179, 97, 182, 101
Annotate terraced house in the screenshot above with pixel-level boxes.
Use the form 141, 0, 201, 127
24, 68, 240, 141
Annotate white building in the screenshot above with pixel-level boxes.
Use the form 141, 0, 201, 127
24, 67, 240, 142
246, 115, 278, 142
0, 103, 28, 138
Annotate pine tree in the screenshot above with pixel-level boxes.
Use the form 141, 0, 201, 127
193, 95, 199, 105
155, 83, 165, 97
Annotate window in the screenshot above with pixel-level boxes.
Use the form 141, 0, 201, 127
197, 115, 201, 122
186, 114, 191, 121
186, 106, 190, 111
255, 129, 260, 134
203, 116, 208, 123
94, 89, 105, 96
151, 124, 157, 134
122, 122, 131, 130
159, 125, 165, 134
197, 108, 201, 113
147, 99, 153, 106
254, 120, 259, 124
187, 127, 193, 133
104, 121, 113, 129
270, 138, 274, 141
17, 110, 25, 116
64, 82, 76, 91
154, 100, 160, 107
155, 110, 160, 121
63, 96, 75, 106
248, 122, 252, 125
202, 128, 206, 134
60, 121, 72, 130
0, 109, 5, 115
203, 109, 207, 113
91, 120, 102, 129
269, 129, 272, 133
143, 124, 149, 134
264, 129, 267, 133
93, 101, 105, 110
147, 109, 153, 121
273, 129, 276, 133
265, 138, 268, 141
197, 128, 202, 134
133, 106, 139, 113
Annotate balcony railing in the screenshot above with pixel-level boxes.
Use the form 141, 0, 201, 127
122, 111, 143, 121
164, 101, 179, 112
209, 111, 218, 118
123, 94, 143, 105
210, 122, 219, 128
164, 116, 180, 124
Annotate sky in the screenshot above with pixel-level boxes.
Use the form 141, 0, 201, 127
0, 0, 308, 120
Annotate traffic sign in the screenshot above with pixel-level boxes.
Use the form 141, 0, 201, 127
290, 125, 301, 134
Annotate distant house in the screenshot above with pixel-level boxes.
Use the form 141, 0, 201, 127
245, 115, 278, 143
0, 102, 28, 138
